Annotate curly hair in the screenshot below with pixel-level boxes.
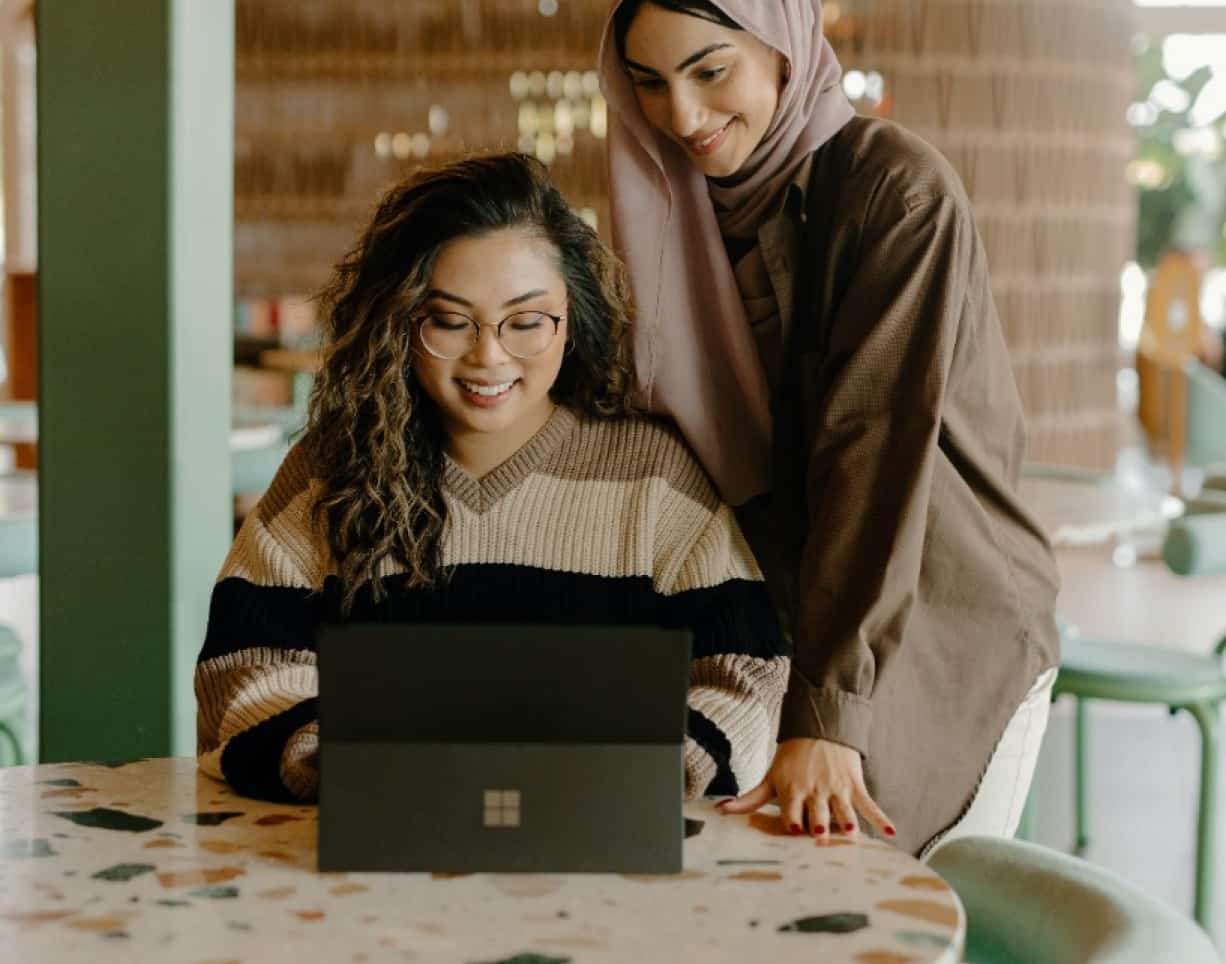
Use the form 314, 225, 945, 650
305, 153, 637, 612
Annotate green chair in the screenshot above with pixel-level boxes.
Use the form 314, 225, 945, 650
230, 405, 297, 496
1056, 630, 1226, 928
1020, 461, 1226, 927
0, 626, 24, 764
1184, 360, 1226, 471
1054, 513, 1226, 931
0, 494, 36, 767
928, 836, 1222, 963
231, 432, 290, 496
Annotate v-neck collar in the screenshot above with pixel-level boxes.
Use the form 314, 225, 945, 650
443, 405, 579, 513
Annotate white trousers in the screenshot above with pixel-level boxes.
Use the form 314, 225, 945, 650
932, 665, 1058, 849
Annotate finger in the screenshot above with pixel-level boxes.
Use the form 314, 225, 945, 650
779, 787, 807, 836
807, 794, 830, 838
853, 786, 897, 839
716, 780, 773, 815
831, 794, 857, 835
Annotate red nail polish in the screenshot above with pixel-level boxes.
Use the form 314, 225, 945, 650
885, 826, 897, 837
790, 823, 803, 835
844, 823, 855, 832
814, 825, 826, 835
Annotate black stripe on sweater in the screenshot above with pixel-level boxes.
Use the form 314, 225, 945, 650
200, 566, 787, 663
200, 579, 322, 662
660, 579, 790, 660
220, 697, 318, 803
687, 707, 738, 797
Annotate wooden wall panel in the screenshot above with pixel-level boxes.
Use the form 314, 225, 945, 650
830, 0, 1135, 468
236, 0, 1134, 469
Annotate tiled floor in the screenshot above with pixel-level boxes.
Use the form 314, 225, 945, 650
1028, 699, 1225, 951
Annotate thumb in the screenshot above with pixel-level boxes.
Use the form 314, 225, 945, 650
716, 779, 773, 814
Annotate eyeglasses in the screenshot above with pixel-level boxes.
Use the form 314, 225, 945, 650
413, 310, 564, 360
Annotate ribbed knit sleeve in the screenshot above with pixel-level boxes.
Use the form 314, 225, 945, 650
651, 442, 791, 800
195, 443, 329, 802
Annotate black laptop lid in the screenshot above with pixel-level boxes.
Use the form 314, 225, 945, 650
317, 624, 690, 745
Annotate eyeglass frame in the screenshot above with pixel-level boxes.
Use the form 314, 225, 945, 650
411, 308, 566, 360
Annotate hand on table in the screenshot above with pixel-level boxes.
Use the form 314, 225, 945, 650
717, 737, 897, 840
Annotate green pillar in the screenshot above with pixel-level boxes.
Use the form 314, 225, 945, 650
37, 0, 233, 760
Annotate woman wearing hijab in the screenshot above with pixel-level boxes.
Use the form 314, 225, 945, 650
599, 0, 1061, 856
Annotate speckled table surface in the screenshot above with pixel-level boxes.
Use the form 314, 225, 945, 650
0, 757, 964, 963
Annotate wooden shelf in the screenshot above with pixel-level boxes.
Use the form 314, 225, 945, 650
237, 50, 597, 82
236, 196, 374, 221
236, 192, 606, 222
260, 347, 322, 374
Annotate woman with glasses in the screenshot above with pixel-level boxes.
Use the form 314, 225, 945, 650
194, 152, 790, 805
596, 0, 1061, 857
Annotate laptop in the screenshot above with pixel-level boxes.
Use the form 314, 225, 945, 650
316, 624, 691, 874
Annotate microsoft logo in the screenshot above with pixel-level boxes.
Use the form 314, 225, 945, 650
483, 789, 521, 828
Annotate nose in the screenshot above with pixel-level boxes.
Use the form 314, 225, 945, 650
466, 322, 512, 367
669, 87, 703, 139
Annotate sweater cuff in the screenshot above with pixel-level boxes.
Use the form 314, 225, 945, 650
279, 721, 320, 801
684, 736, 718, 800
776, 667, 872, 756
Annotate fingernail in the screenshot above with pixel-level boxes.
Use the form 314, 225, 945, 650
814, 825, 826, 835
715, 798, 733, 808
885, 826, 896, 837
790, 823, 803, 835
844, 823, 855, 833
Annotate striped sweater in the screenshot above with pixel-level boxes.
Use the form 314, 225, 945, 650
195, 406, 790, 803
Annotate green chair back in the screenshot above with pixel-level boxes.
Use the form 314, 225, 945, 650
0, 488, 35, 766
230, 405, 299, 497
232, 438, 289, 497
0, 625, 25, 766
1185, 360, 1226, 470
928, 836, 1221, 964
0, 513, 37, 580
1165, 513, 1226, 576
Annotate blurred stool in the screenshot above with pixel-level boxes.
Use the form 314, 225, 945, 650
231, 425, 289, 496
928, 835, 1221, 963
0, 505, 36, 766
1052, 513, 1226, 931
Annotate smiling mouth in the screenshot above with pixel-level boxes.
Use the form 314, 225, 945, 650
457, 378, 518, 398
685, 120, 733, 155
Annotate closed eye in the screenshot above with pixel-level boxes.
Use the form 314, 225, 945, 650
627, 72, 665, 92
695, 65, 727, 83
422, 312, 471, 331
506, 312, 548, 331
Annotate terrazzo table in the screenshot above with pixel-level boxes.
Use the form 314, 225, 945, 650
0, 757, 965, 963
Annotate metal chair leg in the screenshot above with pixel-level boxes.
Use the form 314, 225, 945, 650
0, 720, 23, 766
1185, 701, 1220, 933
1074, 697, 1091, 855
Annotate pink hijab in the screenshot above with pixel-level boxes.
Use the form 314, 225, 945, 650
598, 0, 853, 505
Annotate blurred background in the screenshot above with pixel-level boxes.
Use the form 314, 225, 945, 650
1, 0, 1225, 946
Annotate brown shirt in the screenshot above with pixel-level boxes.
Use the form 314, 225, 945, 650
734, 116, 1061, 855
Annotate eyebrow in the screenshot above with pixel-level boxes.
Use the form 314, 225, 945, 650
624, 42, 733, 77
425, 288, 550, 310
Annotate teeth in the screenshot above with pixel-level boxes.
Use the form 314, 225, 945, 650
459, 379, 515, 397
695, 124, 726, 149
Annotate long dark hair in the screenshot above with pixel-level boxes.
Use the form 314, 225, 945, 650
613, 0, 742, 57
306, 153, 636, 610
